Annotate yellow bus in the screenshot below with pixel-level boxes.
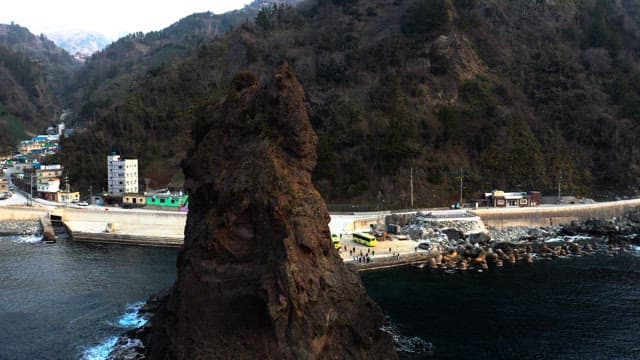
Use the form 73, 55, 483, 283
352, 232, 377, 247
331, 234, 342, 249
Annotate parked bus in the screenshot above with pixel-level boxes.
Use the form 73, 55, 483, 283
331, 234, 342, 249
352, 232, 377, 247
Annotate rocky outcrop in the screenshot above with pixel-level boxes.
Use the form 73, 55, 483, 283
145, 64, 396, 359
0, 220, 41, 236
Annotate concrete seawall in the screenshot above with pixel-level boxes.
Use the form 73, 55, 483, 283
0, 206, 50, 220
62, 208, 186, 246
470, 199, 640, 228
0, 206, 186, 246
69, 231, 183, 247
3, 198, 640, 247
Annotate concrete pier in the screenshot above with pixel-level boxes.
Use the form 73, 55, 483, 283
40, 216, 56, 243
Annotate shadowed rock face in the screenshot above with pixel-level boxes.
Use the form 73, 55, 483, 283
146, 63, 397, 359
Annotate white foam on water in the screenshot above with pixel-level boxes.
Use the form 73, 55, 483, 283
0, 234, 43, 243
381, 317, 433, 355
545, 235, 592, 243
116, 301, 147, 328
80, 301, 148, 359
81, 336, 118, 360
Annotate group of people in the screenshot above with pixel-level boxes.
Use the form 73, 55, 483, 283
346, 246, 375, 264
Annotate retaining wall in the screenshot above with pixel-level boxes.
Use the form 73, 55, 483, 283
0, 206, 50, 220
62, 208, 186, 227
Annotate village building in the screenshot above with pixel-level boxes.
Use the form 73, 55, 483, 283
17, 135, 60, 159
0, 178, 9, 199
37, 177, 61, 201
32, 164, 64, 201
107, 153, 138, 197
480, 190, 542, 208
56, 190, 80, 204
145, 191, 188, 211
122, 193, 146, 207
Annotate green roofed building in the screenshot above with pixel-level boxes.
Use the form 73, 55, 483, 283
145, 192, 188, 211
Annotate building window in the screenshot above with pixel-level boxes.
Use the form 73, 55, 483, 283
160, 199, 165, 204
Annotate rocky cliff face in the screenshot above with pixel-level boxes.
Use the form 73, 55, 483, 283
145, 63, 396, 359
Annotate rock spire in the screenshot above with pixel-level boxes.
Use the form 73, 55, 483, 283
145, 63, 397, 359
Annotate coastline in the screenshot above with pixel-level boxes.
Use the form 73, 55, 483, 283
2, 201, 640, 274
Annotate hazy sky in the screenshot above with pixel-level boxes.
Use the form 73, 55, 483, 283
1, 0, 253, 38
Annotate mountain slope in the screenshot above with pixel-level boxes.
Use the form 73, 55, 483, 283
0, 23, 79, 95
44, 28, 112, 59
58, 0, 640, 205
0, 44, 58, 150
66, 0, 302, 127
0, 23, 79, 147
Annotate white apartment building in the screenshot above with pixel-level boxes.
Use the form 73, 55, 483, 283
107, 153, 138, 197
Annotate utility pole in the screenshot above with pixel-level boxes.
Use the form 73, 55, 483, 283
65, 174, 70, 207
557, 173, 562, 204
29, 174, 33, 207
410, 167, 414, 208
459, 168, 463, 207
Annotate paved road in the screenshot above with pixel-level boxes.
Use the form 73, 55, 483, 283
0, 190, 28, 206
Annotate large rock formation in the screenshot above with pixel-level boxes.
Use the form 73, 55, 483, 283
145, 63, 397, 359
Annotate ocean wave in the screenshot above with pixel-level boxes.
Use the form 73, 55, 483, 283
114, 301, 148, 328
544, 235, 593, 243
381, 317, 433, 356
80, 336, 118, 360
81, 301, 147, 359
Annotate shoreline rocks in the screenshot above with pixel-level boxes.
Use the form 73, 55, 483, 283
0, 220, 42, 237
361, 208, 640, 273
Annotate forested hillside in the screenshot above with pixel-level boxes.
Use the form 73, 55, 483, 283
0, 23, 78, 151
65, 0, 300, 127
57, 0, 640, 206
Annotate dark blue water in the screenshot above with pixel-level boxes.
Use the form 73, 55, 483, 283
0, 235, 177, 359
2, 235, 639, 359
362, 249, 640, 359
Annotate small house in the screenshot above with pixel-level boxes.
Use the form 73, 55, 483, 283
483, 190, 541, 208
123, 193, 146, 207
56, 191, 80, 204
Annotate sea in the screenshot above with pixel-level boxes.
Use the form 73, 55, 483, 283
1, 234, 639, 360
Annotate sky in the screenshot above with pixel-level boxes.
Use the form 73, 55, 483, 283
1, 0, 254, 39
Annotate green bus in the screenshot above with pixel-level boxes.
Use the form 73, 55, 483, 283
352, 232, 377, 247
331, 234, 342, 249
